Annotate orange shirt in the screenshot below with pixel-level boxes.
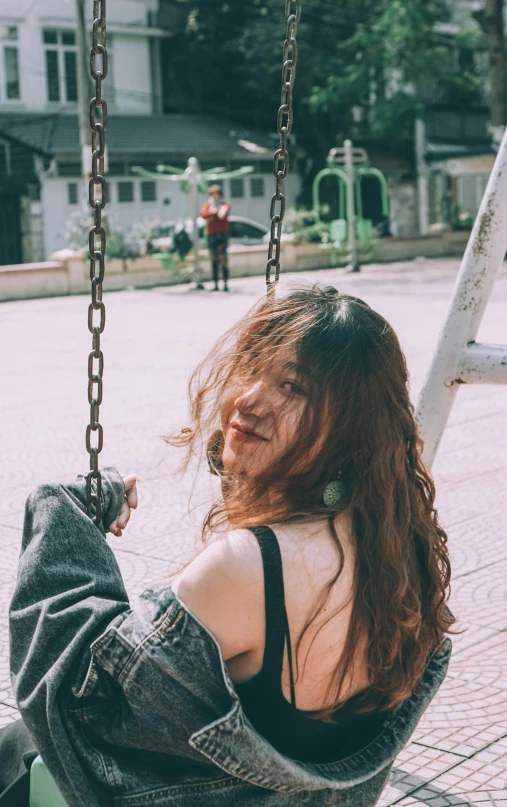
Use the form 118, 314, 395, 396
201, 200, 231, 234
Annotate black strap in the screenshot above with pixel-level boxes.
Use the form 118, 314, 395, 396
249, 526, 296, 707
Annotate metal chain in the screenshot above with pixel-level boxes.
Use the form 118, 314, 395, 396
266, 0, 302, 298
86, 0, 108, 526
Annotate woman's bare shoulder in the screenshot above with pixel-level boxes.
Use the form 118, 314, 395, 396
172, 529, 264, 660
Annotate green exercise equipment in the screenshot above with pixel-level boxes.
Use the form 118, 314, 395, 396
355, 167, 389, 222
313, 146, 390, 266
152, 252, 175, 272
312, 167, 349, 223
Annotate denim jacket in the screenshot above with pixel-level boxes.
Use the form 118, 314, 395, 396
9, 467, 451, 807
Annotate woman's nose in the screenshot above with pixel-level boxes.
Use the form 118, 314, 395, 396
235, 380, 270, 416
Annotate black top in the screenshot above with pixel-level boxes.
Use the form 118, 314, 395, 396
235, 526, 384, 763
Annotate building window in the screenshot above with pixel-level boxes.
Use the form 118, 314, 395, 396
64, 51, 77, 102
141, 181, 157, 202
45, 50, 59, 101
57, 162, 81, 177
118, 181, 134, 203
43, 29, 77, 104
250, 177, 265, 198
1, 26, 20, 100
68, 182, 79, 205
109, 161, 126, 176
230, 178, 244, 199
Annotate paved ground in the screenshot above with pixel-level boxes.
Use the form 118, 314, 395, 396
1, 258, 507, 806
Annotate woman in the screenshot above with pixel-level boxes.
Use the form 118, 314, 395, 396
5, 286, 453, 807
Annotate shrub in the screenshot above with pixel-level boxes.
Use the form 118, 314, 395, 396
283, 208, 330, 244
61, 211, 140, 259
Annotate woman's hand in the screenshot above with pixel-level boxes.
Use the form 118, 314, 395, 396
108, 474, 138, 537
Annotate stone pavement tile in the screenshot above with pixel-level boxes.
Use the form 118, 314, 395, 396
111, 473, 219, 566
434, 436, 507, 488
395, 738, 507, 806
442, 387, 507, 431
448, 633, 507, 688
435, 466, 507, 526
0, 523, 22, 552
378, 744, 467, 806
438, 407, 507, 451
448, 560, 507, 637
443, 513, 507, 580
427, 737, 507, 793
0, 701, 19, 729
395, 791, 507, 805
450, 624, 502, 658
114, 549, 173, 597
0, 623, 15, 707
412, 670, 507, 757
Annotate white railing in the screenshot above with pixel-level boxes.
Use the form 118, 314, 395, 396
416, 127, 507, 466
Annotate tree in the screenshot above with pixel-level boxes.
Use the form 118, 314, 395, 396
473, 0, 507, 143
159, 1, 457, 181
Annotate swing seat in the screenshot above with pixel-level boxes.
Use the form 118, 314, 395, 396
355, 218, 374, 246
329, 219, 347, 244
356, 218, 375, 261
319, 219, 348, 266
29, 756, 68, 807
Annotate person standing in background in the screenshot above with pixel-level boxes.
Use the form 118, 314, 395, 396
201, 184, 231, 292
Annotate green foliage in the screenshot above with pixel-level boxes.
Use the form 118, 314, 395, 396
439, 71, 484, 105
283, 208, 329, 244
129, 218, 178, 253
455, 26, 487, 52
160, 0, 459, 165
451, 205, 474, 231
61, 212, 140, 260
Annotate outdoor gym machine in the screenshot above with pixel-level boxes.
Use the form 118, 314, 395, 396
416, 126, 507, 466
313, 141, 389, 271
355, 166, 389, 225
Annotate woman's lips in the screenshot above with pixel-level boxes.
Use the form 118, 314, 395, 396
229, 425, 266, 443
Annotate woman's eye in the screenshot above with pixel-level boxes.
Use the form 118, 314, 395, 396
281, 380, 305, 395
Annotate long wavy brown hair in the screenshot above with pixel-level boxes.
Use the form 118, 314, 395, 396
166, 285, 455, 719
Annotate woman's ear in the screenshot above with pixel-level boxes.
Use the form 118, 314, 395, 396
207, 430, 225, 477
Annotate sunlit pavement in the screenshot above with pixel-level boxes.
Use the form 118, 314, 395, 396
1, 258, 507, 806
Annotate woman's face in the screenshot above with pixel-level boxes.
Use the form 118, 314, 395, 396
219, 348, 309, 478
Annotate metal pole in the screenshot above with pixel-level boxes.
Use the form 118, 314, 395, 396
344, 140, 360, 272
187, 157, 204, 290
75, 0, 93, 187
415, 117, 429, 236
416, 125, 507, 466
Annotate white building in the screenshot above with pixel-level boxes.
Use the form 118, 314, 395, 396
416, 0, 497, 234
0, 0, 300, 264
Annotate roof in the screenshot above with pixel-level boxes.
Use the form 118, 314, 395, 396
0, 113, 282, 160
427, 141, 495, 162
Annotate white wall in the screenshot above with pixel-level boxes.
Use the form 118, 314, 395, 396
0, 0, 155, 114
221, 173, 300, 228
41, 171, 301, 258
112, 36, 152, 115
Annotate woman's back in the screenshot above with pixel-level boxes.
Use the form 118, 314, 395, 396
201, 515, 370, 712
235, 522, 384, 762
173, 514, 372, 729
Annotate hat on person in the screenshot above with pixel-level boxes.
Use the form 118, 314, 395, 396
208, 184, 223, 194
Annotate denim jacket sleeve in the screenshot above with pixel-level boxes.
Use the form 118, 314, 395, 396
9, 467, 130, 806
9, 468, 236, 807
